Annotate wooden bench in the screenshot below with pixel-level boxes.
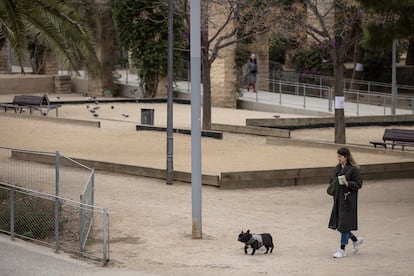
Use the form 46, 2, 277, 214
370, 128, 414, 150
0, 95, 61, 117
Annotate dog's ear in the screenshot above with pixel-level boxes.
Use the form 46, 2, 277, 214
246, 230, 250, 234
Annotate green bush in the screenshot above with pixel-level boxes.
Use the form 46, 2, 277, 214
293, 43, 333, 76
363, 50, 392, 82
269, 37, 288, 65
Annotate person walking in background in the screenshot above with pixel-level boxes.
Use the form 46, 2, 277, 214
329, 147, 363, 258
246, 54, 258, 92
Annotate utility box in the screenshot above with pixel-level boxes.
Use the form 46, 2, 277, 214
141, 108, 154, 125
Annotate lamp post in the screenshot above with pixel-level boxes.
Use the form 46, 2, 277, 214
391, 39, 398, 115
166, 0, 174, 184
190, 0, 202, 239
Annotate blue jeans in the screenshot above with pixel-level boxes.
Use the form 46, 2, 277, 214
340, 231, 356, 245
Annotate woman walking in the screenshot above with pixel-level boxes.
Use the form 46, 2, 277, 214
329, 147, 363, 258
246, 54, 258, 92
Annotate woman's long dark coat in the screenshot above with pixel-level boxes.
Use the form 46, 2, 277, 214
328, 164, 362, 232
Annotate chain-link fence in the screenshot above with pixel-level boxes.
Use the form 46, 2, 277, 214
0, 147, 109, 263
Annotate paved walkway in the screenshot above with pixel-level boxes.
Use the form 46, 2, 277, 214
0, 235, 147, 276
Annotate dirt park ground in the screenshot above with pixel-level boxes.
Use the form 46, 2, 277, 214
1, 94, 414, 275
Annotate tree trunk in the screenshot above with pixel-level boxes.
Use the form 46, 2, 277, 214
143, 72, 159, 98
333, 62, 346, 144
88, 0, 116, 96
39, 50, 58, 75
202, 52, 211, 130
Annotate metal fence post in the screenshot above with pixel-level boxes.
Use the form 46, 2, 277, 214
368, 81, 371, 104
103, 208, 109, 264
80, 196, 84, 251
91, 170, 95, 206
279, 81, 282, 104
319, 76, 322, 98
303, 83, 306, 108
55, 151, 60, 253
295, 74, 299, 95
357, 91, 360, 116
10, 187, 15, 240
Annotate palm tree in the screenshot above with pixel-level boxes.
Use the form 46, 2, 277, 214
0, 0, 98, 73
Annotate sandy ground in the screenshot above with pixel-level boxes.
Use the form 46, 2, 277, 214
1, 98, 414, 275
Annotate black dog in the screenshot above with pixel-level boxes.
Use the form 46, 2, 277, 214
238, 230, 274, 255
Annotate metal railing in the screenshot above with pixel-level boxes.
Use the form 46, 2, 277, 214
262, 78, 414, 115
271, 70, 414, 95
262, 79, 414, 115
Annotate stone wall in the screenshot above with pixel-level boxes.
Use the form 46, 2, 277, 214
0, 74, 72, 95
54, 75, 72, 94
254, 33, 270, 92
209, 3, 237, 108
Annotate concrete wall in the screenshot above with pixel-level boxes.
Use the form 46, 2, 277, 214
71, 77, 88, 94
0, 74, 72, 95
0, 74, 54, 95
246, 114, 414, 129
220, 161, 414, 189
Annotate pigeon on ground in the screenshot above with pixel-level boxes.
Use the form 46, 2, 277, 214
122, 113, 129, 118
93, 113, 99, 117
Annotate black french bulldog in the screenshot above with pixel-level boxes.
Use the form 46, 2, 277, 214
238, 230, 274, 255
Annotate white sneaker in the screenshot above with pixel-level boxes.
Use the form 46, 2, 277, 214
333, 249, 346, 258
352, 237, 363, 254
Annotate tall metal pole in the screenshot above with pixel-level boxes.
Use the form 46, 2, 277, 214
166, 0, 174, 184
190, 0, 202, 239
391, 39, 398, 115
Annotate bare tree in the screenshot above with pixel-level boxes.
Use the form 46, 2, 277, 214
282, 0, 363, 143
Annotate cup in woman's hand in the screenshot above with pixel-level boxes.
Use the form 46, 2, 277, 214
338, 175, 346, 185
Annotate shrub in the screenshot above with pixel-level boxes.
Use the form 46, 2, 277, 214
293, 43, 333, 76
